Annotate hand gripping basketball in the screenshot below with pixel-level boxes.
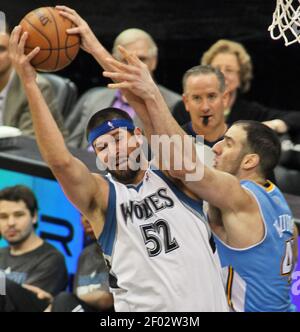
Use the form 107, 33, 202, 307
19, 7, 80, 72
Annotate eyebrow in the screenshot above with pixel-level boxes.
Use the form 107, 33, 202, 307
0, 210, 26, 215
224, 135, 235, 144
94, 129, 123, 148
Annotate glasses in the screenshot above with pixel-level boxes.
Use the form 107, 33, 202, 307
217, 66, 240, 76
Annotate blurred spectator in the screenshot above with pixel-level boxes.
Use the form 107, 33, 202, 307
68, 28, 181, 149
0, 185, 68, 312
50, 216, 113, 312
0, 28, 67, 138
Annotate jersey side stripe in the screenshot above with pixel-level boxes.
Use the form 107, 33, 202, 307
226, 266, 235, 311
98, 180, 117, 257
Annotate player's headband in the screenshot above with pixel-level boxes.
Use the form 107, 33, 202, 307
88, 119, 135, 146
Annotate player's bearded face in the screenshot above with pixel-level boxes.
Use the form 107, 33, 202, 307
95, 129, 143, 184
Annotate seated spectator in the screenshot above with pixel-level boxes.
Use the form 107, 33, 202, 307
68, 28, 181, 149
0, 27, 68, 138
173, 39, 300, 141
50, 216, 113, 312
0, 185, 68, 312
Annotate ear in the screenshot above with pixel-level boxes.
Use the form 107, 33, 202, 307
242, 153, 260, 171
134, 127, 144, 146
134, 127, 143, 136
182, 94, 190, 113
32, 212, 38, 226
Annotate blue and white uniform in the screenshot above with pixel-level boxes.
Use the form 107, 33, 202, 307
99, 166, 228, 312
214, 180, 295, 312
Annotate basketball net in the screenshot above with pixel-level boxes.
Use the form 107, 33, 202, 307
268, 0, 300, 46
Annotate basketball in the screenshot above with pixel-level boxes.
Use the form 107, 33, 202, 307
19, 7, 80, 72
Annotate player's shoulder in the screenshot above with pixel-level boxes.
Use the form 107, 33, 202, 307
92, 172, 110, 187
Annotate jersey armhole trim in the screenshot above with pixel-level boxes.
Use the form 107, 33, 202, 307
213, 186, 268, 252
151, 167, 204, 217
98, 180, 117, 257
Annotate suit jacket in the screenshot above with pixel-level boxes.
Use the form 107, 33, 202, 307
3, 72, 67, 138
68, 84, 181, 149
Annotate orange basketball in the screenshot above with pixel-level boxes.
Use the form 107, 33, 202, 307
19, 7, 80, 72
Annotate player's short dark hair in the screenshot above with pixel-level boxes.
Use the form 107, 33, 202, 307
0, 185, 38, 217
86, 107, 134, 141
235, 120, 281, 178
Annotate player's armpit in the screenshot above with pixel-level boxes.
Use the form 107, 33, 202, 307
182, 165, 253, 213
51, 157, 109, 238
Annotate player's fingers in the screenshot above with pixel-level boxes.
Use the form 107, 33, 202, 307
106, 57, 138, 74
18, 31, 28, 55
57, 10, 77, 23
56, 6, 83, 24
106, 57, 128, 71
103, 58, 124, 73
66, 27, 81, 35
107, 82, 131, 90
9, 25, 22, 55
103, 71, 135, 82
118, 46, 140, 66
27, 46, 40, 61
55, 5, 77, 15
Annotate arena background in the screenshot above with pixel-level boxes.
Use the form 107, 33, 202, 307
2, 0, 300, 112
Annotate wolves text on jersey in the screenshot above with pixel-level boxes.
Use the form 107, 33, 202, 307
120, 188, 174, 224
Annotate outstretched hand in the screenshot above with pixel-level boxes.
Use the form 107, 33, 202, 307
9, 26, 39, 82
103, 46, 159, 102
55, 5, 99, 54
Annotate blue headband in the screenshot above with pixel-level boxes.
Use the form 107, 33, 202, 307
88, 119, 135, 145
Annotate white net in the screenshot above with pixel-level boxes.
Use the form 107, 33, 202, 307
268, 0, 300, 46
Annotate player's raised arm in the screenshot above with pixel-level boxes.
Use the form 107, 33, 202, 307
102, 46, 254, 213
55, 5, 112, 70
55, 5, 154, 140
9, 26, 108, 238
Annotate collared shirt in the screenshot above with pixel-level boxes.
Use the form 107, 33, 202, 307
112, 89, 135, 119
0, 70, 15, 126
183, 121, 224, 148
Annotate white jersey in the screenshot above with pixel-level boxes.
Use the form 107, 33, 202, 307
99, 166, 228, 312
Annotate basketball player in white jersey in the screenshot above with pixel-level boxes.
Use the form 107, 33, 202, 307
8, 11, 228, 311
101, 45, 299, 311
